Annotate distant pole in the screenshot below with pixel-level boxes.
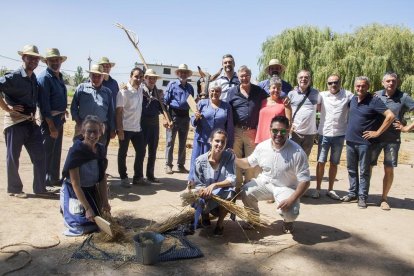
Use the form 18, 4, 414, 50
88, 54, 92, 70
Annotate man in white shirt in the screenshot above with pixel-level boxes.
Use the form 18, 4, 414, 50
236, 116, 310, 233
287, 70, 319, 157
216, 54, 240, 102
116, 67, 149, 187
312, 74, 353, 200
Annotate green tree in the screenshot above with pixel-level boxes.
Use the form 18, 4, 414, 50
74, 66, 87, 86
259, 24, 414, 95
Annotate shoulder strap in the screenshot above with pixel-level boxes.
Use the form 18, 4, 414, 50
292, 87, 311, 122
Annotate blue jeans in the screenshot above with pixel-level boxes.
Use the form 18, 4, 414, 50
370, 142, 400, 167
317, 135, 345, 165
165, 116, 190, 167
346, 142, 372, 199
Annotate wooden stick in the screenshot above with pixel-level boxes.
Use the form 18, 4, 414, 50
115, 22, 172, 126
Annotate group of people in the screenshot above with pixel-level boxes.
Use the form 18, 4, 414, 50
1, 45, 413, 237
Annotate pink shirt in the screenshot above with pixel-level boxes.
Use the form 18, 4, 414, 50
255, 99, 286, 144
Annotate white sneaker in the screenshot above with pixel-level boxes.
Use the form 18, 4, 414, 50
311, 190, 320, 199
120, 178, 131, 188
326, 190, 340, 200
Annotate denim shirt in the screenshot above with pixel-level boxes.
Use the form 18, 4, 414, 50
0, 66, 38, 115
102, 76, 119, 106
194, 150, 236, 189
191, 99, 234, 148
164, 79, 194, 111
37, 68, 67, 121
70, 82, 115, 131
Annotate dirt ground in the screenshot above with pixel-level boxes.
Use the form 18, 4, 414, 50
1, 117, 414, 276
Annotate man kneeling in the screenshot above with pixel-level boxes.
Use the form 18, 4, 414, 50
236, 116, 310, 233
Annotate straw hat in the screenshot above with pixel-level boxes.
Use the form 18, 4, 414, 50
17, 45, 43, 58
97, 57, 115, 67
144, 69, 160, 79
86, 64, 108, 75
265, 59, 285, 73
41, 48, 67, 63
175, 64, 192, 76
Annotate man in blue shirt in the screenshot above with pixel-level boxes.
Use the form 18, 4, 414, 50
229, 65, 268, 189
164, 64, 194, 174
343, 76, 394, 209
98, 57, 119, 106
70, 64, 115, 147
38, 48, 68, 187
216, 54, 240, 102
0, 45, 54, 198
258, 59, 292, 98
370, 72, 414, 210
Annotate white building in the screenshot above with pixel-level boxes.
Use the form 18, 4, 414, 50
136, 63, 200, 93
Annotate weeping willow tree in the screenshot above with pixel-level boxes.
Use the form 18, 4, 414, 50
259, 24, 414, 95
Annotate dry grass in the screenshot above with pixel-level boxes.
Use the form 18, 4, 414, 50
146, 207, 195, 233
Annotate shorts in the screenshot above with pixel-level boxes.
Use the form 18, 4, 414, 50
370, 142, 400, 167
317, 135, 345, 165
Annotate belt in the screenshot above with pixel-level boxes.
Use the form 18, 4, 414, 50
237, 125, 255, 130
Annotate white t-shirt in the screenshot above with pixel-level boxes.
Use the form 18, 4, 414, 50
247, 139, 310, 189
318, 89, 353, 136
116, 82, 143, 132
288, 88, 320, 135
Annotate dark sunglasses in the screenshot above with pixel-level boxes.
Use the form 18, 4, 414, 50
328, 81, 339, 85
271, 128, 287, 135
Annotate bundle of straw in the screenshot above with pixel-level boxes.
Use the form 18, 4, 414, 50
147, 207, 195, 233
180, 191, 269, 228
96, 212, 128, 242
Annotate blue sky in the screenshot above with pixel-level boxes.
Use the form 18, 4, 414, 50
1, 0, 413, 81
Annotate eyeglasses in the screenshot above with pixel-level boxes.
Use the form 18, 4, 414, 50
271, 128, 287, 135
328, 81, 339, 85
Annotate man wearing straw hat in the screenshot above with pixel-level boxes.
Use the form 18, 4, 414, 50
70, 64, 115, 146
142, 69, 166, 182
164, 64, 194, 174
0, 45, 55, 198
258, 59, 292, 98
98, 57, 119, 106
38, 48, 68, 187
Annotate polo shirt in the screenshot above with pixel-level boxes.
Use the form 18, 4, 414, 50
318, 89, 353, 136
374, 89, 414, 143
116, 82, 143, 132
345, 94, 388, 145
216, 72, 240, 102
288, 87, 320, 135
248, 139, 310, 189
228, 84, 268, 128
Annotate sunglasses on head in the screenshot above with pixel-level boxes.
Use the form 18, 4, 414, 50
271, 128, 287, 135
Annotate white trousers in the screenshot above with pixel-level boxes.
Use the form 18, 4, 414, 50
241, 178, 300, 222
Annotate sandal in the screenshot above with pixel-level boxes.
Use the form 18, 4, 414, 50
380, 200, 391, 211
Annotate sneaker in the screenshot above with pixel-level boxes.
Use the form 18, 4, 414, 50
311, 190, 320, 199
45, 186, 61, 193
341, 195, 358, 202
120, 178, 131, 188
8, 192, 28, 199
326, 190, 341, 200
165, 166, 173, 174
282, 221, 294, 234
380, 200, 391, 211
177, 165, 189, 174
133, 178, 151, 186
213, 225, 224, 236
358, 197, 367, 209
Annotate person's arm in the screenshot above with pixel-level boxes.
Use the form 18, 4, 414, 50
70, 86, 81, 124
235, 157, 252, 169
107, 91, 116, 139
201, 153, 236, 197
38, 77, 58, 138
115, 107, 124, 140
277, 181, 310, 211
226, 106, 234, 148
394, 120, 414, 132
362, 109, 395, 140
284, 103, 292, 126
69, 168, 95, 222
